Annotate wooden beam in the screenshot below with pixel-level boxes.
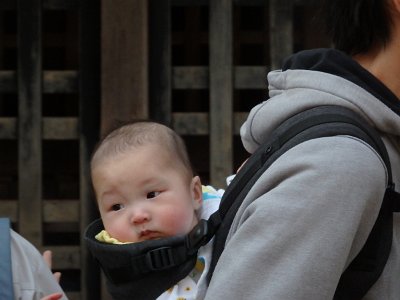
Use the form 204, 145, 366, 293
37, 245, 81, 269
102, 0, 148, 135
269, 0, 294, 69
0, 117, 79, 140
43, 117, 78, 140
172, 66, 267, 89
43, 200, 79, 222
172, 112, 247, 135
149, 0, 171, 125
79, 0, 101, 298
0, 71, 78, 93
209, 0, 233, 187
17, 0, 42, 247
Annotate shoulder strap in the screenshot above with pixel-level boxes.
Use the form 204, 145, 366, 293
0, 218, 15, 300
207, 105, 399, 300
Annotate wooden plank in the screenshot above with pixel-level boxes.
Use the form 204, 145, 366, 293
0, 199, 82, 223
17, 0, 42, 247
173, 112, 208, 135
172, 112, 247, 135
0, 118, 17, 139
0, 117, 79, 139
0, 200, 17, 222
149, 0, 171, 125
234, 112, 248, 134
234, 66, 267, 89
0, 71, 78, 93
173, 67, 208, 89
269, 0, 294, 69
79, 0, 101, 299
209, 0, 233, 187
38, 245, 81, 269
172, 66, 266, 89
43, 200, 79, 222
0, 71, 16, 92
102, 0, 148, 135
43, 71, 78, 93
43, 117, 78, 140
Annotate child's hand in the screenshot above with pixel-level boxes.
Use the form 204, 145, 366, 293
42, 250, 62, 283
41, 293, 63, 300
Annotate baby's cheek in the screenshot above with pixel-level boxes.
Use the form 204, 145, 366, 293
106, 220, 136, 242
162, 208, 196, 235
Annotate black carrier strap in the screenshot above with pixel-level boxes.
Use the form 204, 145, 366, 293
207, 105, 400, 300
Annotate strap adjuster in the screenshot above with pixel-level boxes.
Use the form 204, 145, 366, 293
187, 219, 209, 254
145, 247, 175, 270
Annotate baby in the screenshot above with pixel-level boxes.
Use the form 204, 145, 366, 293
90, 121, 222, 299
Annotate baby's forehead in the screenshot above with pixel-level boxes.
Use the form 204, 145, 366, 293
93, 142, 173, 167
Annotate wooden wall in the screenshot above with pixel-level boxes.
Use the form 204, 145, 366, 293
0, 0, 329, 298
0, 1, 100, 299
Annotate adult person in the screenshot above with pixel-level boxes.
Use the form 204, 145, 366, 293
204, 0, 400, 299
11, 230, 67, 299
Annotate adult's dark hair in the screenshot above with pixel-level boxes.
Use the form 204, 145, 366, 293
322, 0, 392, 55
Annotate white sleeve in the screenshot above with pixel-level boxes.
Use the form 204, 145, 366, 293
11, 230, 68, 300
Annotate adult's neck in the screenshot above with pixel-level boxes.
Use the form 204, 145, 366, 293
353, 43, 400, 101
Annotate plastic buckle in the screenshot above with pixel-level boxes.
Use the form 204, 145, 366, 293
145, 247, 175, 271
187, 219, 208, 254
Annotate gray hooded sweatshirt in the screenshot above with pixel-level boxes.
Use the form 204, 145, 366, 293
204, 49, 400, 299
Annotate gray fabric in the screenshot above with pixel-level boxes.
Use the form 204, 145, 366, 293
205, 53, 400, 299
11, 230, 67, 300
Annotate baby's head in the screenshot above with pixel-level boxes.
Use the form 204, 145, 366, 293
91, 121, 203, 243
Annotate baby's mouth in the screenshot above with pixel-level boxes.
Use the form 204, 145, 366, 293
140, 230, 160, 240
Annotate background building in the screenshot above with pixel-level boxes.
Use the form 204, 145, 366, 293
0, 0, 329, 298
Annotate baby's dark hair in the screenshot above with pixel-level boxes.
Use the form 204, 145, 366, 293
91, 121, 194, 178
321, 0, 392, 55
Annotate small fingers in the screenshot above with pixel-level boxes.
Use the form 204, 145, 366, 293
42, 250, 53, 268
41, 292, 63, 300
53, 272, 62, 283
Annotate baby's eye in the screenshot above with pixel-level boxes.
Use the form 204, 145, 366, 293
147, 191, 161, 199
111, 204, 124, 211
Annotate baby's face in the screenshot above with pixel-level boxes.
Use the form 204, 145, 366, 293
92, 144, 202, 243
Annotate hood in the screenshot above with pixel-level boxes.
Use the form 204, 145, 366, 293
240, 48, 400, 154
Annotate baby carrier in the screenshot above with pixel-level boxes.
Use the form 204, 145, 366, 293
85, 105, 400, 300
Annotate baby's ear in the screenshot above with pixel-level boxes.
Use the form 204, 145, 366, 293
191, 176, 203, 210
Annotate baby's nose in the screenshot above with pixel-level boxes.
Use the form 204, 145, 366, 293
130, 209, 150, 224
